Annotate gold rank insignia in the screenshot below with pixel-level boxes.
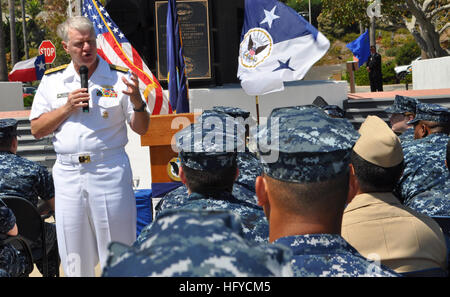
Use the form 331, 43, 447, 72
102, 111, 109, 119
45, 64, 69, 75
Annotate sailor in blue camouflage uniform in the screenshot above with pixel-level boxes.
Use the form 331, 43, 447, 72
406, 139, 450, 216
0, 119, 59, 276
141, 112, 269, 244
212, 106, 262, 194
394, 103, 450, 204
384, 95, 419, 143
155, 108, 260, 218
103, 209, 292, 277
0, 204, 27, 277
255, 105, 399, 276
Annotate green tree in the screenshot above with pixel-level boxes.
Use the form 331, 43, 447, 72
321, 0, 449, 58
21, 0, 28, 59
285, 0, 323, 28
36, 0, 70, 66
395, 40, 421, 65
8, 0, 19, 66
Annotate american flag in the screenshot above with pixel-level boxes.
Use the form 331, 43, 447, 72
82, 0, 172, 115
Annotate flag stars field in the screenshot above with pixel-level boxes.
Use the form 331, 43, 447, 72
260, 6, 280, 28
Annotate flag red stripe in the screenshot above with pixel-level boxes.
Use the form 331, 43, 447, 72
132, 46, 143, 70
8, 68, 37, 82
102, 32, 152, 85
101, 33, 169, 113
152, 86, 163, 115
97, 48, 112, 64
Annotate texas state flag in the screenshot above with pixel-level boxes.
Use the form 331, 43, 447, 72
8, 54, 46, 82
237, 0, 330, 96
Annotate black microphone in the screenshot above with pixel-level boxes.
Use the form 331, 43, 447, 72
79, 65, 89, 113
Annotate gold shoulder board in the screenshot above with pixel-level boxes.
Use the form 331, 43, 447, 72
44, 64, 69, 75
109, 64, 129, 73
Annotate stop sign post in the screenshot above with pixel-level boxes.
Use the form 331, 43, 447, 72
39, 40, 56, 64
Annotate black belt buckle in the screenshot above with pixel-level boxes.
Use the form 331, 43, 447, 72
78, 155, 91, 163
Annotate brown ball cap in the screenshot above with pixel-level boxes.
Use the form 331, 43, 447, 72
353, 116, 404, 167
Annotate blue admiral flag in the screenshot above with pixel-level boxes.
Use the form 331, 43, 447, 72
237, 0, 330, 96
346, 29, 371, 67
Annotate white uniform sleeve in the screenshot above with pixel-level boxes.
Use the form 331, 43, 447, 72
29, 75, 52, 121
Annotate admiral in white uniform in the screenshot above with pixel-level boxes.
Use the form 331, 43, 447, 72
29, 16, 150, 276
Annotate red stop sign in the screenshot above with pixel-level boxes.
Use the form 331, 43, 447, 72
39, 40, 56, 64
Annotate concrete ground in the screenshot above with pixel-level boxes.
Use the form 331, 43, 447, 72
28, 263, 102, 277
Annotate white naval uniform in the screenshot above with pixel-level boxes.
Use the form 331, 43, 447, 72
30, 56, 148, 276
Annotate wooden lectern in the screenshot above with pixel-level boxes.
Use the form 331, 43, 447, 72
141, 113, 197, 183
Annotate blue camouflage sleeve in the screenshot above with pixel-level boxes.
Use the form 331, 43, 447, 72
0, 205, 16, 234
34, 165, 55, 201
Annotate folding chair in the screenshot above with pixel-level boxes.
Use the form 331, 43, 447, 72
0, 196, 52, 277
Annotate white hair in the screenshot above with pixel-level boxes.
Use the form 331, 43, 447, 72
57, 16, 95, 42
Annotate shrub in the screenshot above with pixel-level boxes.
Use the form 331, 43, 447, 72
342, 32, 361, 44
23, 94, 34, 108
399, 73, 412, 84
395, 41, 421, 66
385, 47, 398, 57
354, 66, 370, 86
382, 62, 397, 84
345, 61, 397, 85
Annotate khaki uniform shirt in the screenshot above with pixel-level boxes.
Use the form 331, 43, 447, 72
342, 192, 447, 273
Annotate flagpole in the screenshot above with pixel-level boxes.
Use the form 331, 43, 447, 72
308, 0, 311, 24
255, 96, 260, 125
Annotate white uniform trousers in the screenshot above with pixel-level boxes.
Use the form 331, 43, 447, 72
53, 149, 136, 277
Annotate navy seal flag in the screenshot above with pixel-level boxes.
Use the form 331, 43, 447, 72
237, 0, 330, 96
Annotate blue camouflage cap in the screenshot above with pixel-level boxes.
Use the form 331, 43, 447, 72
407, 102, 450, 124
322, 105, 345, 118
257, 105, 359, 183
103, 209, 293, 277
176, 111, 245, 171
212, 106, 251, 120
384, 95, 419, 114
0, 119, 18, 138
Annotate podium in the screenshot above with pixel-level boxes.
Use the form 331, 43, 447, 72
141, 113, 197, 184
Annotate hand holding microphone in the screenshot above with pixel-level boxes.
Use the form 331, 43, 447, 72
79, 65, 89, 113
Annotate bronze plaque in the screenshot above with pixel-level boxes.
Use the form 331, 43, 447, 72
155, 0, 212, 80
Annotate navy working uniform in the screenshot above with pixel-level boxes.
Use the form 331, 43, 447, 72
0, 204, 27, 277
103, 209, 292, 277
257, 105, 398, 276
30, 56, 145, 276
406, 177, 449, 216
201, 107, 262, 194
141, 111, 268, 244
0, 119, 58, 276
394, 103, 450, 204
210, 106, 262, 194
154, 108, 261, 221
384, 95, 419, 143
